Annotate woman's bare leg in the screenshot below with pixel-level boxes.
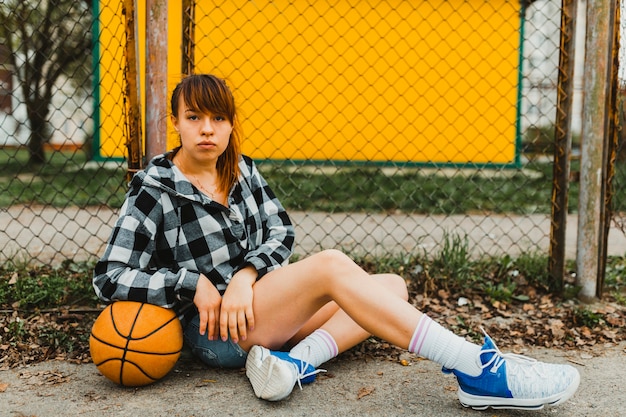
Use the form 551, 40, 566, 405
283, 273, 409, 353
243, 250, 580, 409
238, 250, 420, 352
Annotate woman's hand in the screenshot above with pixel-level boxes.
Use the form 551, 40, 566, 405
193, 274, 223, 341
220, 266, 257, 343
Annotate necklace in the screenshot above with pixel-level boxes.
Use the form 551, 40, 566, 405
190, 173, 219, 199
174, 153, 220, 200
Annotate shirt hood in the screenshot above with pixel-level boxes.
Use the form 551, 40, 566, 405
129, 152, 205, 204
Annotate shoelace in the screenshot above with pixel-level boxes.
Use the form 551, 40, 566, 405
479, 328, 547, 379
293, 358, 326, 390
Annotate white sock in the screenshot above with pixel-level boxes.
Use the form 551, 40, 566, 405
289, 329, 338, 368
409, 315, 482, 376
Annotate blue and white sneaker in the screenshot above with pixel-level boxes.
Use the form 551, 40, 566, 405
444, 334, 580, 410
246, 345, 324, 401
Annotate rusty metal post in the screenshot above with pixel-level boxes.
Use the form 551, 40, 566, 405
576, 0, 618, 301
145, 0, 168, 161
182, 0, 195, 75
548, 0, 578, 293
123, 0, 143, 179
597, 4, 621, 296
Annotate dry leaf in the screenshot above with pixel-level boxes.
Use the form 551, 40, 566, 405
357, 386, 375, 399
550, 320, 565, 339
0, 382, 8, 393
602, 330, 617, 340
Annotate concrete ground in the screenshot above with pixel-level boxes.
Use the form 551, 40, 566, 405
1, 207, 625, 416
1, 342, 625, 417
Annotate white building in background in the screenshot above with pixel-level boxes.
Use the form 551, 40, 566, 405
521, 0, 586, 136
0, 50, 92, 149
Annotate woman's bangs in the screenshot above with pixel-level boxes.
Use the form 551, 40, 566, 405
182, 79, 232, 120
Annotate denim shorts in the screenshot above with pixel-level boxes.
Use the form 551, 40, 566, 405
183, 315, 248, 369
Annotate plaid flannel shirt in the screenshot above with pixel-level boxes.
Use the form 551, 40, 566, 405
93, 152, 295, 318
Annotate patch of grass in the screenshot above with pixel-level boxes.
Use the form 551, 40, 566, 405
573, 307, 604, 328
39, 324, 90, 352
6, 319, 27, 342
605, 256, 626, 291
0, 148, 127, 208
482, 281, 517, 303
259, 163, 557, 215
611, 291, 626, 306
429, 231, 476, 289
0, 258, 98, 361
4, 148, 626, 216
0, 260, 99, 309
512, 251, 552, 290
400, 243, 569, 302
605, 256, 626, 305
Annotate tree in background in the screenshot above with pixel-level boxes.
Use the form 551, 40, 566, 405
0, 0, 91, 165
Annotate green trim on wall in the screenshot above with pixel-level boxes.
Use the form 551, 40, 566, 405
91, 0, 103, 162
92, 2, 527, 169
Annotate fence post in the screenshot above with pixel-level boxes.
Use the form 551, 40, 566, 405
596, 4, 622, 296
182, 0, 195, 75
145, 0, 168, 161
576, 0, 618, 301
123, 0, 143, 178
549, 0, 578, 292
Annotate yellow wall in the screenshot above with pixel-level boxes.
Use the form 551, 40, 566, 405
97, 0, 521, 165
95, 0, 182, 159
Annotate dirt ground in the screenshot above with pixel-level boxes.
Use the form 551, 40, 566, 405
1, 341, 625, 417
2, 208, 625, 416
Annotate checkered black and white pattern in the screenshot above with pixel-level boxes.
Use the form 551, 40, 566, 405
93, 152, 295, 319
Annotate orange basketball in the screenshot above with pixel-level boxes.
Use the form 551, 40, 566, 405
90, 301, 183, 387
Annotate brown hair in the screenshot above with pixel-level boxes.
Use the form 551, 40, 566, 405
171, 74, 242, 193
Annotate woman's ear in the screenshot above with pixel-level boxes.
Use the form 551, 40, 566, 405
171, 115, 179, 132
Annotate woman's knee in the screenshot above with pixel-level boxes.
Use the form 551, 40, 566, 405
314, 249, 358, 272
376, 273, 409, 301
313, 251, 409, 300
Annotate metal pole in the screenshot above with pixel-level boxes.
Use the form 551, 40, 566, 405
123, 0, 143, 178
182, 0, 195, 75
576, 0, 617, 301
596, 3, 621, 296
549, 0, 578, 293
145, 0, 168, 161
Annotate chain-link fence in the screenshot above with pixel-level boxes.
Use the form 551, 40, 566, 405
0, 0, 623, 277
0, 0, 126, 264
188, 0, 581, 259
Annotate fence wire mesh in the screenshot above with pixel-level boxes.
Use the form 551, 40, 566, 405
0, 0, 622, 271
189, 0, 572, 259
0, 0, 126, 264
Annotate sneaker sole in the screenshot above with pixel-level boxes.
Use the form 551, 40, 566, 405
457, 370, 580, 410
245, 345, 297, 401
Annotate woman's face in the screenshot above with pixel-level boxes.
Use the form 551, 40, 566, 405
171, 95, 233, 165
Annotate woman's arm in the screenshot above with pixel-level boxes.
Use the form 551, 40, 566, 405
240, 157, 296, 278
93, 185, 200, 308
